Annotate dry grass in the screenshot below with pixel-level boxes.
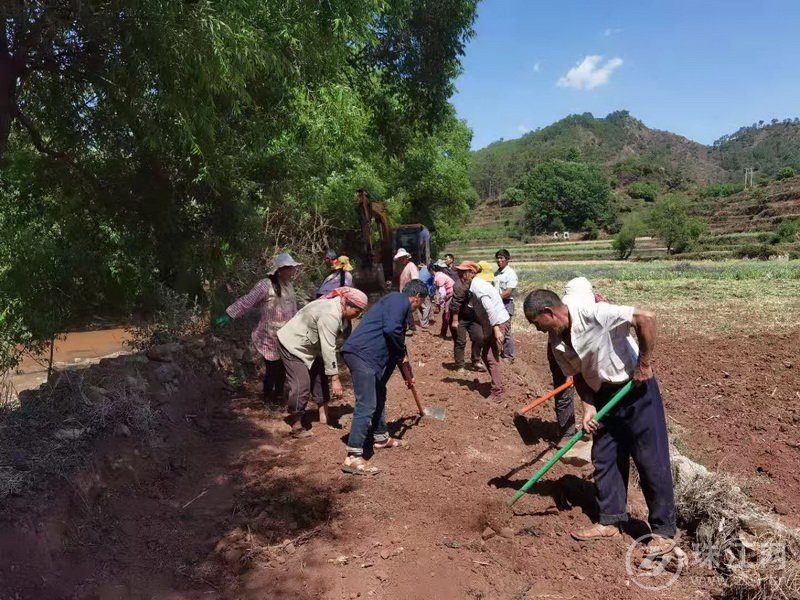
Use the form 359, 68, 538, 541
0, 364, 156, 501
673, 453, 800, 599
513, 259, 800, 334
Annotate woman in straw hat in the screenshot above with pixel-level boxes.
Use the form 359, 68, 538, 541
217, 253, 301, 405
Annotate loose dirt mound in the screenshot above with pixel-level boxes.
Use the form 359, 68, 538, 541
2, 326, 797, 599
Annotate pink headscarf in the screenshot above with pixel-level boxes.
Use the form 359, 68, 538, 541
324, 287, 369, 313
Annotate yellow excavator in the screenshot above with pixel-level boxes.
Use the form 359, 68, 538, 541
352, 189, 431, 298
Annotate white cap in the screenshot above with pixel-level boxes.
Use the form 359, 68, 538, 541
394, 248, 411, 260
562, 276, 594, 307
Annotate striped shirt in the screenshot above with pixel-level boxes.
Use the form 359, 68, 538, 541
226, 279, 298, 361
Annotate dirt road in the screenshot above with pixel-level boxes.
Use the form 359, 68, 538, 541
2, 325, 798, 599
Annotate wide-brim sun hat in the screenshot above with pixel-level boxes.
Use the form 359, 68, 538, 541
269, 252, 302, 275
394, 248, 411, 260
434, 259, 448, 269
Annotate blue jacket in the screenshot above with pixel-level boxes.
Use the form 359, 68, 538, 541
343, 292, 410, 375
419, 266, 436, 297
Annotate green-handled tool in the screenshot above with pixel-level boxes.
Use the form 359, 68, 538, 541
508, 380, 634, 506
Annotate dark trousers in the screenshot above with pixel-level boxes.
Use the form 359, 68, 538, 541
591, 377, 677, 538
501, 302, 515, 359
482, 320, 511, 397
452, 317, 483, 368
344, 352, 393, 455
263, 359, 285, 402
279, 343, 330, 416
547, 345, 576, 436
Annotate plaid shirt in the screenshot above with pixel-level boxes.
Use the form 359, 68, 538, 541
226, 279, 298, 361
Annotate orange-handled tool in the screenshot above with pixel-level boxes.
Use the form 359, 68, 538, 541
517, 378, 574, 416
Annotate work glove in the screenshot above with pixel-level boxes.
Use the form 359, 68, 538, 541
214, 314, 232, 328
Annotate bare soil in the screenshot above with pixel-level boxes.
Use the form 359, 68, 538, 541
2, 325, 798, 599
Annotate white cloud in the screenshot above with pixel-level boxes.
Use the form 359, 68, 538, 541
603, 28, 622, 37
517, 124, 531, 134
557, 55, 623, 90
533, 61, 541, 73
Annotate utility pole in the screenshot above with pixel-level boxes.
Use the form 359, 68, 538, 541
744, 167, 754, 189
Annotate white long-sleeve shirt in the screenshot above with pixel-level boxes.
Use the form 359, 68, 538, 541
469, 277, 510, 326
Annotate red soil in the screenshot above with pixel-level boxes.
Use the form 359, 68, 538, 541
2, 325, 797, 599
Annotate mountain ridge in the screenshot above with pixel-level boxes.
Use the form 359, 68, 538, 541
470, 111, 800, 200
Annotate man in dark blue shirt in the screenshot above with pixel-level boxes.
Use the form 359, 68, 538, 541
341, 280, 429, 475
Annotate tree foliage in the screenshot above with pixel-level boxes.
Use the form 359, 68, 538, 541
612, 217, 644, 260
647, 194, 707, 254
0, 0, 478, 360
627, 181, 659, 202
521, 159, 612, 233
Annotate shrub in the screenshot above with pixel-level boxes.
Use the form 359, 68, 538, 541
700, 182, 743, 198
612, 218, 644, 260
735, 244, 777, 260
776, 166, 796, 180
772, 217, 800, 244
750, 187, 769, 213
627, 181, 659, 202
126, 284, 204, 351
583, 219, 600, 240
648, 194, 708, 254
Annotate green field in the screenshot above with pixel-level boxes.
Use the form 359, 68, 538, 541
509, 259, 800, 336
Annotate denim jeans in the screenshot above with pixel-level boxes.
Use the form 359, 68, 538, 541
343, 352, 394, 455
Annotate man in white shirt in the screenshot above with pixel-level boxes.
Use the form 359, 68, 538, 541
522, 288, 676, 557
395, 248, 420, 334
494, 249, 518, 363
454, 261, 511, 401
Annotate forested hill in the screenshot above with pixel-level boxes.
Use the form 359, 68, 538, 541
715, 119, 800, 176
470, 111, 800, 200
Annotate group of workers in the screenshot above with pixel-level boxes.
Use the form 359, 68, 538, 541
220, 246, 677, 557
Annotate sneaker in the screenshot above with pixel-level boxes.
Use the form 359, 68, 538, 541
472, 362, 486, 372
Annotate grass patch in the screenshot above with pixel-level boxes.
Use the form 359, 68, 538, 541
512, 259, 800, 334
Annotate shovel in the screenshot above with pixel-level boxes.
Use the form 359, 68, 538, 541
399, 362, 446, 420
517, 378, 574, 416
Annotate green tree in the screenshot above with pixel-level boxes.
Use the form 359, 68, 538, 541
0, 0, 479, 355
612, 217, 644, 260
499, 186, 525, 207
627, 182, 659, 202
647, 194, 707, 254
521, 159, 612, 233
777, 166, 796, 180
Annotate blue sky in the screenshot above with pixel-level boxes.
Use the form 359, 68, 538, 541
453, 0, 800, 149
